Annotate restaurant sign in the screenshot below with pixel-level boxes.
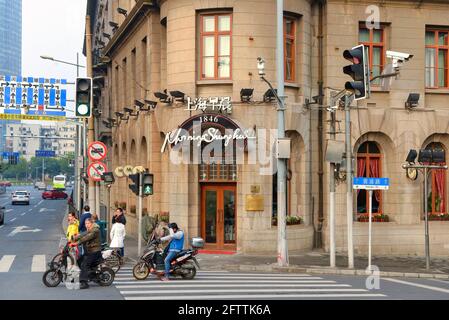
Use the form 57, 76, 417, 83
161, 113, 254, 153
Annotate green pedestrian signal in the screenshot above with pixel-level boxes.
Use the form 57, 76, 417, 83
144, 185, 153, 195
142, 172, 153, 197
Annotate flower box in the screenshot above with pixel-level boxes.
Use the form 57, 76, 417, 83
427, 214, 449, 221
357, 214, 389, 222
272, 215, 302, 226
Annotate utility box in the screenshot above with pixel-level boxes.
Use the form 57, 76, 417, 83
276, 138, 291, 159
325, 140, 345, 164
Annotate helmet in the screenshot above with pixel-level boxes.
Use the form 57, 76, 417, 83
168, 222, 178, 230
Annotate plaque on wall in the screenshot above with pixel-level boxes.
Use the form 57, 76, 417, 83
245, 195, 264, 211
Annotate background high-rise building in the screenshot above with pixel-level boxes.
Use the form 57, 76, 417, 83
0, 0, 22, 76
0, 0, 22, 154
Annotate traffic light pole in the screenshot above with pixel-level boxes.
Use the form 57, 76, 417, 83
138, 172, 143, 257
85, 15, 96, 213
345, 94, 355, 269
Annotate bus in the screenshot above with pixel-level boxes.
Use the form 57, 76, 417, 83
53, 175, 66, 190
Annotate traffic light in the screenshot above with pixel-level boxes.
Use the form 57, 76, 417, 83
75, 77, 93, 118
343, 44, 368, 100
128, 173, 140, 196
142, 172, 154, 196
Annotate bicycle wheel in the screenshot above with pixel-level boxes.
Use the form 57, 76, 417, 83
42, 269, 63, 287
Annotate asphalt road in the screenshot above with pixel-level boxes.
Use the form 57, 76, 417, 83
1, 186, 449, 301
0, 185, 121, 300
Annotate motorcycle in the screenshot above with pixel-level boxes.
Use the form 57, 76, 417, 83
43, 240, 115, 288
132, 236, 204, 280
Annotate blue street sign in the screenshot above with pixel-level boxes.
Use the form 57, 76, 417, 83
35, 150, 56, 158
353, 177, 390, 190
2, 152, 19, 158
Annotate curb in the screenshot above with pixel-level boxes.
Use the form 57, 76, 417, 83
204, 263, 449, 279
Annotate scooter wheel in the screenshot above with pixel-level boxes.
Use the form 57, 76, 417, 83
133, 262, 150, 280
181, 265, 197, 280
97, 267, 115, 286
43, 269, 63, 287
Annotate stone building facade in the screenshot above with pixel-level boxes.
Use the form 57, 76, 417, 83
88, 0, 449, 257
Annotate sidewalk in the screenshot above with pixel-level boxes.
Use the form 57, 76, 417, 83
122, 235, 449, 280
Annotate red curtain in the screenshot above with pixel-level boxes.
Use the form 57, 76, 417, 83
434, 169, 446, 213
369, 158, 381, 202
357, 158, 366, 195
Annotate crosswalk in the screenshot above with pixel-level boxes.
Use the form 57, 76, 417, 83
113, 267, 387, 300
0, 254, 48, 273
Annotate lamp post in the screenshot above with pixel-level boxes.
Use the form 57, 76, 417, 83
40, 53, 86, 215
402, 149, 448, 270
256, 0, 289, 268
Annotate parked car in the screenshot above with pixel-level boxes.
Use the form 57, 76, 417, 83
42, 189, 68, 200
12, 191, 30, 205
0, 206, 5, 225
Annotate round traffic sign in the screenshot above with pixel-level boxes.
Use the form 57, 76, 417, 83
87, 162, 108, 182
88, 141, 107, 161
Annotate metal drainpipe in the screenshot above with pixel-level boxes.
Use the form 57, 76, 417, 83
316, 0, 325, 249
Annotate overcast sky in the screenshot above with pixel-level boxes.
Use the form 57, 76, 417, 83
22, 0, 88, 117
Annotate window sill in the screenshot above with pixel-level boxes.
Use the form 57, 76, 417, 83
425, 89, 449, 94
285, 82, 301, 89
196, 80, 233, 86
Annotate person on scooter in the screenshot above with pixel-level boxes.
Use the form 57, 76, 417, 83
158, 222, 184, 281
72, 218, 102, 289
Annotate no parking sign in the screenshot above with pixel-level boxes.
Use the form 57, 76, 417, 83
87, 141, 107, 161
87, 162, 108, 182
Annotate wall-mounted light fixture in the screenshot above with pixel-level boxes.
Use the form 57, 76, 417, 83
405, 93, 420, 109
263, 88, 277, 102
170, 90, 185, 103
154, 92, 172, 104
109, 21, 119, 31
124, 107, 139, 117
240, 88, 254, 102
117, 7, 128, 17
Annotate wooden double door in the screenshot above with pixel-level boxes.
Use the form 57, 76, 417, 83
201, 184, 236, 251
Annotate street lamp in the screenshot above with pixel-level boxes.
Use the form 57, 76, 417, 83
40, 55, 86, 74
40, 53, 86, 215
402, 148, 448, 270
258, 53, 289, 265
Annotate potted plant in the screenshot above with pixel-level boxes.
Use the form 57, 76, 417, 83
159, 211, 170, 223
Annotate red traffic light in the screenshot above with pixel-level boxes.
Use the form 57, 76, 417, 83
343, 48, 364, 64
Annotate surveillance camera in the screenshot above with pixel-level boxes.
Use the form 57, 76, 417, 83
257, 57, 265, 76
386, 50, 414, 61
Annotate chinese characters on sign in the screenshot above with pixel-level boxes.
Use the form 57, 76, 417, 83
185, 96, 232, 113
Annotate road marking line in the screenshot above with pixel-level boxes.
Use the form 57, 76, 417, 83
37, 200, 43, 206
28, 208, 33, 212
124, 293, 386, 300
121, 288, 368, 295
0, 255, 15, 272
9, 218, 16, 222
115, 273, 321, 280
31, 255, 46, 272
116, 283, 350, 289
383, 278, 449, 294
21, 213, 26, 216
0, 226, 4, 229
5, 209, 12, 213
114, 280, 332, 285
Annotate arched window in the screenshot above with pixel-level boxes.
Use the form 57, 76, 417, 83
356, 141, 382, 214
425, 142, 446, 214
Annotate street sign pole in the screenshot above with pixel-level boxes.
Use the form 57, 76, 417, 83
42, 158, 45, 183
345, 94, 354, 269
424, 167, 430, 270
138, 172, 143, 257
368, 190, 373, 270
